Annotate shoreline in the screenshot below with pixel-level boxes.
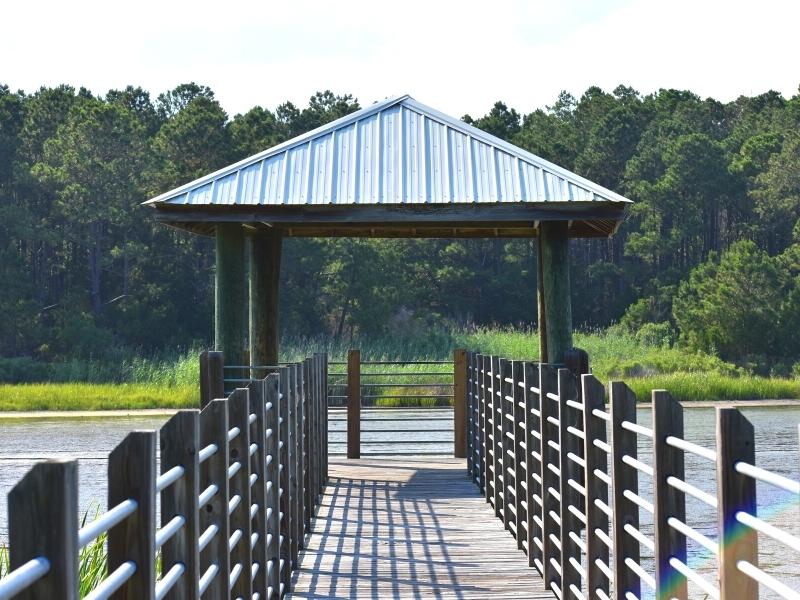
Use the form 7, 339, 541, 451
0, 399, 797, 419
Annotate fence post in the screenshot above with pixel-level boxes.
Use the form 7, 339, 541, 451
453, 348, 467, 458
303, 358, 313, 532
500, 359, 514, 532
523, 361, 543, 571
247, 380, 269, 600
264, 374, 281, 598
480, 354, 492, 502
228, 388, 254, 599
322, 352, 329, 485
716, 408, 758, 600
200, 350, 225, 408
582, 375, 610, 600
159, 410, 201, 600
465, 352, 474, 476
347, 349, 361, 459
9, 460, 79, 600
107, 431, 157, 600
512, 360, 526, 551
558, 368, 582, 598
491, 356, 504, 519
652, 390, 687, 600
199, 399, 231, 597
278, 367, 292, 593
610, 381, 640, 600
292, 363, 304, 564
539, 363, 561, 594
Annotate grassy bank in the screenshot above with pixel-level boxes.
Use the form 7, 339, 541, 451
0, 327, 798, 409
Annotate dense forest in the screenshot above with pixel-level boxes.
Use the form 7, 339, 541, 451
1, 83, 799, 374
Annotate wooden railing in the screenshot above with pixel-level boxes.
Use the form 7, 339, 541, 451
0, 352, 328, 600
464, 351, 800, 600
328, 350, 459, 458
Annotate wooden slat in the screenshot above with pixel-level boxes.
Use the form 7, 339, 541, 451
453, 349, 467, 458
278, 367, 291, 593
652, 390, 687, 600
524, 361, 543, 571
289, 458, 552, 599
716, 408, 758, 600
539, 364, 561, 593
199, 350, 224, 409
159, 410, 201, 600
264, 374, 281, 597
347, 350, 361, 459
558, 368, 582, 597
500, 359, 513, 533
247, 380, 269, 600
512, 360, 526, 551
9, 461, 78, 600
610, 381, 640, 600
228, 388, 253, 599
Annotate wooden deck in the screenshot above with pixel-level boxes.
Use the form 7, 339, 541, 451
289, 457, 550, 599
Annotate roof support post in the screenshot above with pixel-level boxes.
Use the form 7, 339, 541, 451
538, 221, 572, 363
250, 231, 282, 368
215, 223, 246, 366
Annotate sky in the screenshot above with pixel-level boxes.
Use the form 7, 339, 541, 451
1, 0, 798, 118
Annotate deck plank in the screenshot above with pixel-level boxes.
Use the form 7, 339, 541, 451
289, 457, 551, 599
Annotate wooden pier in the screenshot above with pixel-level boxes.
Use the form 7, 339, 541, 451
289, 458, 550, 599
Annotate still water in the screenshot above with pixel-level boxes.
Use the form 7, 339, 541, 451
0, 405, 797, 598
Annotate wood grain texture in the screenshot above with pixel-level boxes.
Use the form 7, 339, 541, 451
347, 350, 361, 459
453, 349, 467, 459
228, 388, 254, 600
288, 458, 551, 599
9, 460, 79, 600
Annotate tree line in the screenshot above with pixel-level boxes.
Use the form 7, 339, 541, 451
0, 83, 798, 373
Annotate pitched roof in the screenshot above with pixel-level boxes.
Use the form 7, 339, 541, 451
144, 95, 631, 208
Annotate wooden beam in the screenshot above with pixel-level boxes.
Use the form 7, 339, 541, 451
215, 223, 246, 366
250, 232, 282, 367
539, 221, 573, 363
453, 349, 467, 458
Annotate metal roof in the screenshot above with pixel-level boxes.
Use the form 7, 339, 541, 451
144, 95, 631, 208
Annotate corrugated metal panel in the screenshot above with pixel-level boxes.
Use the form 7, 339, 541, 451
144, 95, 631, 206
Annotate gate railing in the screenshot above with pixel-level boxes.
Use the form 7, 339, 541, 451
465, 351, 800, 600
0, 352, 328, 600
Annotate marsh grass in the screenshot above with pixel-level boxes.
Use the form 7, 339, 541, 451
0, 327, 797, 408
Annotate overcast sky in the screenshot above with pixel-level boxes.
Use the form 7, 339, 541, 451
2, 0, 798, 118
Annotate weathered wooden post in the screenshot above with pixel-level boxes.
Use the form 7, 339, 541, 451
538, 221, 573, 364
347, 349, 361, 459
228, 388, 254, 599
9, 460, 79, 600
159, 410, 201, 600
246, 379, 269, 600
716, 408, 758, 600
199, 399, 231, 596
512, 360, 527, 551
491, 356, 504, 518
107, 431, 157, 600
539, 363, 561, 593
263, 374, 281, 598
558, 368, 582, 597
523, 361, 543, 570
278, 366, 292, 593
453, 348, 467, 459
250, 232, 282, 369
499, 359, 513, 533
215, 223, 246, 367
652, 390, 687, 600
199, 350, 224, 409
610, 381, 640, 600
582, 374, 610, 600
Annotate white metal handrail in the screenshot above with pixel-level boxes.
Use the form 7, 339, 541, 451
0, 557, 50, 600
78, 499, 137, 548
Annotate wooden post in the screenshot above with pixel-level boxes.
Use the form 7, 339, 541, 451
199, 399, 231, 597
558, 368, 582, 598
539, 221, 573, 364
537, 235, 547, 364
247, 380, 269, 600
523, 361, 543, 570
322, 352, 329, 485
512, 360, 527, 551
453, 348, 467, 458
215, 223, 246, 367
716, 408, 758, 600
199, 350, 224, 409
292, 363, 304, 564
491, 356, 504, 518
9, 460, 79, 600
160, 410, 201, 600
278, 367, 291, 593
107, 431, 157, 600
480, 354, 492, 501
582, 374, 610, 600
539, 363, 561, 592
303, 358, 313, 532
250, 232, 282, 369
264, 374, 281, 598
228, 388, 253, 600
609, 381, 640, 600
500, 359, 515, 533
652, 390, 687, 600
347, 349, 361, 459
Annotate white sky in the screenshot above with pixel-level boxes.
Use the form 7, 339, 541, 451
1, 0, 798, 118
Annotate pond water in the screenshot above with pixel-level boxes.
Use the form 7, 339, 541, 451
0, 405, 797, 597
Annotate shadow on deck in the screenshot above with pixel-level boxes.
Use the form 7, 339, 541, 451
289, 458, 550, 599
